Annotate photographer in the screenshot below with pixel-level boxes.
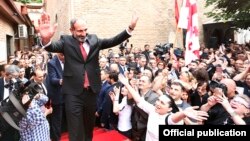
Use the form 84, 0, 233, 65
119, 39, 130, 56
0, 64, 21, 141
141, 44, 151, 62
153, 43, 173, 62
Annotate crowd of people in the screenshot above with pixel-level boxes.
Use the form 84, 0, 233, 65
1, 13, 250, 141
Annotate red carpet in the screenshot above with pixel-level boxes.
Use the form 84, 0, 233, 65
60, 127, 129, 141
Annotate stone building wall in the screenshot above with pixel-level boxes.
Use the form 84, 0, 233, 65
0, 17, 15, 63
45, 0, 212, 53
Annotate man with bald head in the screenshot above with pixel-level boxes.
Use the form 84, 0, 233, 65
220, 78, 237, 100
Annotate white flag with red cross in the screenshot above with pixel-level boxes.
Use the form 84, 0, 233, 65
178, 0, 200, 65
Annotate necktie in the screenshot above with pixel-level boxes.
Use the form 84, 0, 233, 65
40, 84, 46, 95
80, 43, 90, 88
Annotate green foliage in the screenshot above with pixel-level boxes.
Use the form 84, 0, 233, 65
31, 0, 43, 3
17, 0, 42, 4
205, 0, 250, 29
17, 0, 31, 4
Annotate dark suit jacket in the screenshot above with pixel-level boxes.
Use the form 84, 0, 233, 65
0, 78, 5, 101
100, 83, 118, 129
45, 30, 131, 95
96, 81, 110, 114
118, 64, 128, 75
46, 56, 64, 105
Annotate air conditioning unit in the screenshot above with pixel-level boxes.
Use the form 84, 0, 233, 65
29, 27, 35, 36
18, 24, 28, 38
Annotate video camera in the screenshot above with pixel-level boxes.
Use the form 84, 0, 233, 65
0, 80, 43, 131
153, 43, 173, 57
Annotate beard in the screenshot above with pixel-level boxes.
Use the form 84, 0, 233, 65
74, 34, 85, 42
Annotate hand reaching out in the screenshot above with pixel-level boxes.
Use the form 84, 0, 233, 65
183, 106, 209, 122
118, 74, 129, 86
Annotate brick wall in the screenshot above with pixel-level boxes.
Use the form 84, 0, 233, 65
0, 17, 15, 63
46, 0, 211, 53
0, 18, 14, 43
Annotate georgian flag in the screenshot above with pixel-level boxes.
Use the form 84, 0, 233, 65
178, 0, 200, 65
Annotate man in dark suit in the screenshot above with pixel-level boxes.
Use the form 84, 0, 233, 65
38, 12, 138, 141
95, 69, 110, 127
118, 56, 128, 75
46, 53, 66, 141
0, 65, 20, 141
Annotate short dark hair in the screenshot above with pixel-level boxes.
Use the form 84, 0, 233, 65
70, 18, 77, 29
108, 71, 119, 82
171, 81, 185, 92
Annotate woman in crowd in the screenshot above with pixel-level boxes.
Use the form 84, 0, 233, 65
109, 86, 133, 139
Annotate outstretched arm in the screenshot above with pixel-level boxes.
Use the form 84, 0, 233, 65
200, 95, 217, 112
169, 106, 208, 124
118, 74, 141, 103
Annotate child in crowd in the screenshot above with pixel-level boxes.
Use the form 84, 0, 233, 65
19, 92, 52, 141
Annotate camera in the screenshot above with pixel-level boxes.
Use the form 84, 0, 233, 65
209, 80, 228, 96
153, 43, 173, 61
0, 81, 43, 131
153, 43, 173, 56
119, 39, 129, 51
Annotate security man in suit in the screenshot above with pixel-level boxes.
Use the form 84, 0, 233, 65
46, 53, 66, 141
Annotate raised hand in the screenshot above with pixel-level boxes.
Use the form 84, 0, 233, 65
129, 11, 139, 30
207, 95, 217, 107
118, 74, 129, 86
109, 91, 116, 102
113, 86, 121, 95
216, 94, 231, 109
38, 12, 58, 44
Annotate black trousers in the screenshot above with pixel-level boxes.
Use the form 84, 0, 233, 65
49, 103, 66, 141
0, 125, 19, 141
64, 88, 97, 141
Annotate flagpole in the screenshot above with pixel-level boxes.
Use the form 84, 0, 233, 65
173, 0, 180, 49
